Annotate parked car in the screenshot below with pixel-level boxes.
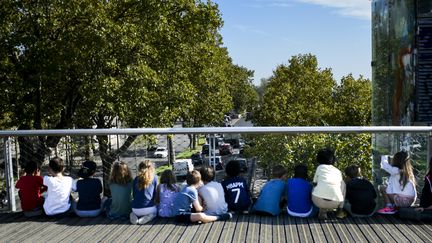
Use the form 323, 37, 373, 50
208, 156, 224, 171
219, 143, 234, 155
173, 159, 194, 178
224, 138, 245, 149
227, 158, 248, 173
191, 152, 204, 166
154, 147, 168, 158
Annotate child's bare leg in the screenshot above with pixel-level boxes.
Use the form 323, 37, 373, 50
190, 213, 218, 223
379, 185, 392, 205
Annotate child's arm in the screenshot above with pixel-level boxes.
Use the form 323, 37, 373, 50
380, 155, 399, 175
192, 199, 204, 212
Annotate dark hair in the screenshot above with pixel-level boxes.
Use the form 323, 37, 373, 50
392, 151, 415, 189
160, 169, 177, 191
24, 161, 38, 175
293, 165, 308, 179
317, 148, 335, 165
186, 170, 201, 186
49, 157, 64, 173
272, 164, 287, 178
344, 165, 361, 179
200, 166, 215, 183
226, 160, 241, 178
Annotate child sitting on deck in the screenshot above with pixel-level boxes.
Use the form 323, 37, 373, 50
155, 169, 179, 218
43, 157, 73, 216
198, 166, 228, 215
398, 156, 432, 221
253, 164, 287, 216
221, 160, 252, 213
16, 161, 46, 217
344, 165, 377, 217
173, 170, 232, 223
286, 165, 317, 217
104, 161, 133, 220
72, 160, 103, 217
378, 151, 416, 214
130, 160, 158, 225
312, 148, 346, 220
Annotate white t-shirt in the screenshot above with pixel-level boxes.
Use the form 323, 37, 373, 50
381, 156, 417, 198
43, 175, 73, 215
198, 181, 228, 215
312, 164, 345, 202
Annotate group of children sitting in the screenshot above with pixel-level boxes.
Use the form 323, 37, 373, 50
15, 148, 432, 223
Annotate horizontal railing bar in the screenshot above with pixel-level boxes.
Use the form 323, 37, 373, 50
0, 126, 431, 137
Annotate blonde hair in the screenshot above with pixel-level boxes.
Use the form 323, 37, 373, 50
137, 160, 155, 190
392, 151, 416, 189
109, 161, 133, 185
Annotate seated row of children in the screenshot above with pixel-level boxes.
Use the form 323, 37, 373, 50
253, 148, 432, 220
15, 148, 432, 222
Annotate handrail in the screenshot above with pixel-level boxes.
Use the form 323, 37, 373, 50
0, 126, 431, 137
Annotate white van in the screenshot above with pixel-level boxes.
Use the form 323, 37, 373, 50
173, 159, 194, 177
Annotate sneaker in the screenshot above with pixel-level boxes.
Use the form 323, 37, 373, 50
130, 212, 138, 225
218, 213, 233, 221
377, 206, 397, 214
138, 213, 156, 225
336, 209, 347, 219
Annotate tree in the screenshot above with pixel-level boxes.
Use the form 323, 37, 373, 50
0, 0, 231, 194
249, 54, 372, 178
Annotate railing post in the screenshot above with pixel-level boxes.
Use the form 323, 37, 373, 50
212, 134, 216, 171
4, 137, 16, 212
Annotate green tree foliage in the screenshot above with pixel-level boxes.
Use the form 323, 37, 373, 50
250, 54, 372, 178
0, 0, 238, 193
227, 65, 259, 113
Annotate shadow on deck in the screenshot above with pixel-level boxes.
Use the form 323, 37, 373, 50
0, 212, 431, 243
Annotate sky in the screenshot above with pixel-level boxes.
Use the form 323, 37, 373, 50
212, 0, 372, 84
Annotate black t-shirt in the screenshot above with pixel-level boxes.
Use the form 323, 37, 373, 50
420, 175, 432, 208
76, 178, 103, 210
346, 177, 377, 215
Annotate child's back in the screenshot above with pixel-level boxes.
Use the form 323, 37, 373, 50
74, 177, 102, 211
158, 183, 179, 217
16, 161, 45, 212
198, 166, 227, 215
253, 165, 287, 216
287, 178, 313, 216
346, 177, 376, 214
43, 157, 73, 216
106, 161, 133, 219
222, 161, 251, 212
173, 185, 198, 215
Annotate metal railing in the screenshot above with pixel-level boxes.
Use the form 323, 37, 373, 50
1, 126, 431, 212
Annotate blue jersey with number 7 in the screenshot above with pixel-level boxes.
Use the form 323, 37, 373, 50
221, 176, 252, 211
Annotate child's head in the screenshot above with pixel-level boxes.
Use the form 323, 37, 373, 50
293, 165, 308, 180
109, 161, 132, 185
392, 151, 415, 188
344, 165, 361, 180
186, 170, 201, 186
24, 161, 39, 175
160, 169, 177, 191
49, 157, 64, 174
199, 166, 215, 183
137, 160, 155, 190
225, 160, 241, 178
272, 164, 287, 179
317, 148, 336, 165
77, 160, 97, 178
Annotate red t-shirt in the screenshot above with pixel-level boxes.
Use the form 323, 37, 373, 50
16, 175, 45, 211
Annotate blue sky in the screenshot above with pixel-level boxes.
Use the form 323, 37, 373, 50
212, 0, 372, 84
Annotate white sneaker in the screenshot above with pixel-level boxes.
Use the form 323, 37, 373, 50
138, 213, 156, 225
130, 212, 138, 225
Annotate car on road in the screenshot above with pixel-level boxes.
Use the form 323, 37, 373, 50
154, 147, 168, 158
207, 156, 224, 171
173, 159, 194, 178
191, 152, 204, 166
219, 143, 234, 155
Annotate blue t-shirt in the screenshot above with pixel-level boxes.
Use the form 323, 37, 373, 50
131, 175, 158, 209
221, 176, 251, 211
253, 179, 286, 215
286, 178, 313, 214
173, 186, 198, 215
76, 178, 102, 210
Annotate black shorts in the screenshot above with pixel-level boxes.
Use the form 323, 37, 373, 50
175, 213, 192, 223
